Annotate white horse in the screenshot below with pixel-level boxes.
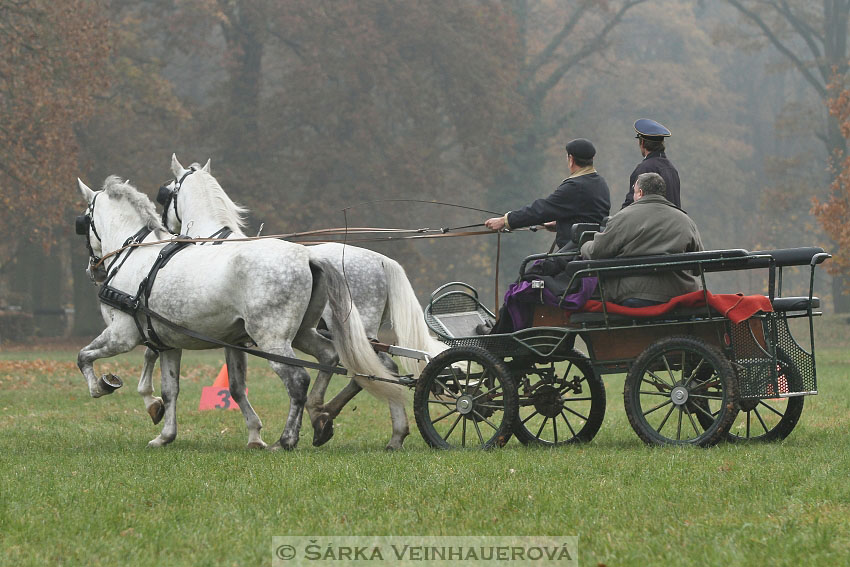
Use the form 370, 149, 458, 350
143, 155, 444, 445
75, 175, 409, 449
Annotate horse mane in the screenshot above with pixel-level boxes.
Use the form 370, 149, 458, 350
102, 175, 166, 233
187, 166, 249, 232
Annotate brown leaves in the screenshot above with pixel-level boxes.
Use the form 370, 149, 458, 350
0, 0, 110, 254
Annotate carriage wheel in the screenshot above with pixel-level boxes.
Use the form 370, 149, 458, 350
623, 336, 738, 447
512, 350, 606, 446
414, 346, 517, 449
695, 348, 804, 442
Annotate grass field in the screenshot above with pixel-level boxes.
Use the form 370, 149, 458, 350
1, 317, 849, 566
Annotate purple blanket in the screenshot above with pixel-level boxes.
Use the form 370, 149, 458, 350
503, 277, 598, 331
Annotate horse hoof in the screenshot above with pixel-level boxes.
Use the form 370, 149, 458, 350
312, 415, 335, 447
147, 435, 172, 448
98, 373, 123, 394
147, 399, 165, 425
246, 440, 267, 450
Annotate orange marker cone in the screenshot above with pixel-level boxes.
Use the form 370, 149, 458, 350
198, 363, 240, 411
212, 364, 229, 388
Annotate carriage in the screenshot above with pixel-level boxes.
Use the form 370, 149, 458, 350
75, 165, 831, 451
408, 233, 830, 448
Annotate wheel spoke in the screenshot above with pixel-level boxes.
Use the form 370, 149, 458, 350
563, 404, 589, 422
757, 400, 786, 418
662, 354, 677, 386
472, 410, 499, 432
753, 407, 770, 433
684, 405, 701, 436
676, 406, 683, 440
689, 378, 720, 393
552, 415, 559, 444
656, 403, 676, 432
431, 407, 460, 424
521, 409, 541, 425
688, 393, 723, 400
472, 415, 485, 445
683, 358, 706, 387
639, 390, 673, 397
536, 417, 549, 439
442, 413, 463, 441
560, 411, 577, 438
428, 398, 456, 407
461, 414, 467, 447
643, 398, 673, 417
472, 387, 501, 402
645, 369, 673, 389
433, 378, 459, 399
688, 401, 715, 421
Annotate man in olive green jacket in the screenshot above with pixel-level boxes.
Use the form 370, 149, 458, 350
579, 172, 703, 307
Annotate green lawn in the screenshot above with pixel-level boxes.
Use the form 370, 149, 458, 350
1, 316, 848, 566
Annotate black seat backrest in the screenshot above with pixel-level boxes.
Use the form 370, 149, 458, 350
564, 249, 756, 279
570, 222, 601, 243
750, 247, 826, 267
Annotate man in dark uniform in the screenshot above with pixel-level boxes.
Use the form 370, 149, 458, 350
485, 138, 611, 252
621, 118, 680, 209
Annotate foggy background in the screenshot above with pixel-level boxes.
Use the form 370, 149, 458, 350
1, 0, 847, 342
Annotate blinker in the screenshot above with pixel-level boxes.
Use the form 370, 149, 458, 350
156, 184, 173, 206
75, 214, 90, 235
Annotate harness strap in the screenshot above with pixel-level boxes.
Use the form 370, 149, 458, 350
134, 237, 196, 350
134, 302, 348, 375
209, 227, 232, 243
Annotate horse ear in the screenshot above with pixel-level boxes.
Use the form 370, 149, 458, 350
202, 159, 211, 173
77, 178, 95, 203
171, 153, 186, 178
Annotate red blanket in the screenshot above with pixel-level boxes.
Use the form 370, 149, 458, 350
581, 291, 773, 324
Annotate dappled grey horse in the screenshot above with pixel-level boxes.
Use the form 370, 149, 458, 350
75, 176, 409, 449
138, 155, 444, 445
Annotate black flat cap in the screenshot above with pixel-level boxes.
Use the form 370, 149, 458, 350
565, 138, 596, 160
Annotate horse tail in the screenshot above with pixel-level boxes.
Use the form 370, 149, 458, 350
309, 257, 408, 406
382, 256, 447, 360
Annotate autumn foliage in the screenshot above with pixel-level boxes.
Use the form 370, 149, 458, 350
0, 0, 109, 255
813, 82, 850, 278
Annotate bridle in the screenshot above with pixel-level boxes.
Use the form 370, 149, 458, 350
75, 193, 103, 268
156, 167, 197, 230
75, 192, 152, 283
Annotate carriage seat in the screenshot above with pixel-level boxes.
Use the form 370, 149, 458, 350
771, 296, 819, 312
566, 305, 720, 326
562, 248, 757, 281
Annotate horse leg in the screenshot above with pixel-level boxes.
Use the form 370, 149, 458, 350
148, 349, 182, 447
386, 399, 410, 451
224, 347, 266, 449
319, 350, 399, 425
266, 349, 310, 451
294, 328, 342, 447
77, 324, 139, 398
137, 347, 165, 424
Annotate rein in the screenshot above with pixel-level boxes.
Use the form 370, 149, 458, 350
91, 224, 522, 270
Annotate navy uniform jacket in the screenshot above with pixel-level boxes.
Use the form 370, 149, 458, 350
507, 169, 611, 249
622, 150, 680, 209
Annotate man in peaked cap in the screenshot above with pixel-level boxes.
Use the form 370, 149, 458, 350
485, 138, 610, 252
621, 118, 680, 209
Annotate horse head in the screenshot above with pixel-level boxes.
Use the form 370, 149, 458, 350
76, 176, 166, 280
163, 154, 248, 237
